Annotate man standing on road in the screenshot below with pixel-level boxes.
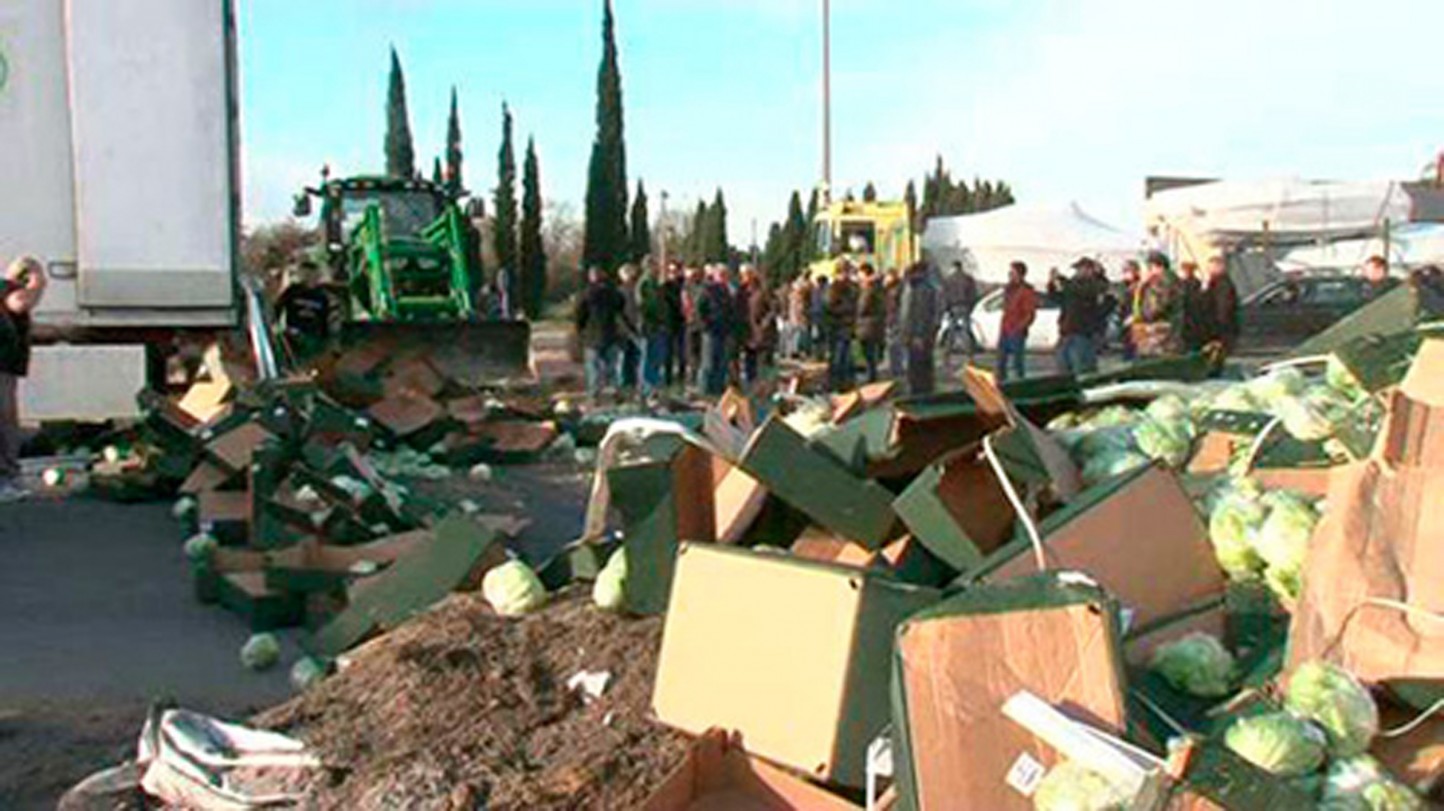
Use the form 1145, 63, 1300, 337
811, 275, 831, 361
698, 265, 733, 396
740, 264, 776, 386
949, 261, 980, 358
683, 266, 707, 390
1117, 259, 1142, 361
825, 263, 860, 391
637, 261, 669, 397
574, 266, 632, 401
855, 264, 886, 383
788, 274, 814, 359
1178, 261, 1208, 352
899, 262, 942, 395
616, 264, 643, 394
1201, 255, 1240, 357
661, 262, 687, 389
884, 267, 905, 379
997, 261, 1038, 382
1, 256, 47, 502
1048, 258, 1107, 376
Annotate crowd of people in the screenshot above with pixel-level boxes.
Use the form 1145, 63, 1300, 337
565, 248, 1437, 403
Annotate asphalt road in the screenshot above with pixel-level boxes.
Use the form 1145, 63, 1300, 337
0, 494, 296, 808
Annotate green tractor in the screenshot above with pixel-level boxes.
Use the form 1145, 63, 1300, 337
292, 173, 530, 381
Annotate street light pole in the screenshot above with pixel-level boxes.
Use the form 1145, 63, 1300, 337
822, 0, 832, 204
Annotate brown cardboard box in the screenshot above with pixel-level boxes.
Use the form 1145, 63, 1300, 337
368, 392, 446, 437
790, 531, 880, 568
640, 730, 862, 811
975, 465, 1226, 631
653, 544, 938, 789
1287, 339, 1444, 684
1372, 703, 1444, 797
891, 574, 1127, 811
712, 456, 768, 545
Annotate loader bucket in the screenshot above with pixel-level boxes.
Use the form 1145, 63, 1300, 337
339, 319, 533, 385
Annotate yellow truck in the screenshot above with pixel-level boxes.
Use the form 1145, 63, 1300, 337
808, 199, 919, 279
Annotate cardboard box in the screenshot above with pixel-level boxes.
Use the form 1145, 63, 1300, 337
713, 455, 768, 545
608, 445, 716, 615
892, 444, 1015, 573
970, 465, 1226, 631
640, 730, 862, 811
654, 544, 939, 789
790, 530, 880, 568
740, 416, 899, 549
890, 573, 1128, 811
1288, 339, 1444, 684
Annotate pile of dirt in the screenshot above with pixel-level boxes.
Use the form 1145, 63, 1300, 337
255, 588, 689, 810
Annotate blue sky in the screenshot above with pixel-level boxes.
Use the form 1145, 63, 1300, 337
239, 0, 1444, 241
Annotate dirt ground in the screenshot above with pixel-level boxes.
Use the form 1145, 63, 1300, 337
256, 588, 688, 810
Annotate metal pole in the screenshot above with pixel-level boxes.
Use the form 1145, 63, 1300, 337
822, 0, 832, 203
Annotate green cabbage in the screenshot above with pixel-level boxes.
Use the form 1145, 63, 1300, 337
1085, 405, 1139, 429
1208, 494, 1268, 580
1074, 426, 1139, 461
241, 633, 281, 671
1081, 450, 1151, 487
1247, 368, 1307, 408
592, 548, 628, 612
1032, 759, 1131, 811
1223, 712, 1326, 777
1277, 385, 1355, 442
1145, 394, 1192, 425
1320, 756, 1422, 811
482, 560, 548, 617
1326, 357, 1368, 403
1210, 384, 1262, 413
1285, 662, 1380, 758
1253, 495, 1318, 599
183, 533, 220, 562
1133, 415, 1195, 468
290, 656, 328, 691
1047, 412, 1082, 432
1150, 632, 1237, 698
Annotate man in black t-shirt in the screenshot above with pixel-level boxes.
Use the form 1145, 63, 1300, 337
275, 262, 334, 361
1, 256, 47, 502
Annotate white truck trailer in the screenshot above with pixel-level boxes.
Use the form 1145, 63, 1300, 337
0, 0, 241, 420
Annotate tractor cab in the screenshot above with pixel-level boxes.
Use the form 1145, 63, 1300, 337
808, 199, 917, 280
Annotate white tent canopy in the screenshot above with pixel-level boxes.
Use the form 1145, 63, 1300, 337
1146, 178, 1412, 243
1278, 222, 1444, 273
921, 202, 1144, 285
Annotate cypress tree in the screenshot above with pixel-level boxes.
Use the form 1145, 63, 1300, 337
784, 191, 808, 278
804, 188, 821, 261
582, 0, 630, 273
904, 179, 919, 232
686, 200, 707, 265
520, 137, 547, 319
445, 86, 464, 196
762, 222, 786, 285
493, 103, 519, 286
431, 157, 443, 185
862, 181, 878, 202
630, 181, 651, 263
707, 188, 728, 262
385, 47, 416, 178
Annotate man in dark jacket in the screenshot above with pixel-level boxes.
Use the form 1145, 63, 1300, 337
1, 256, 46, 502
899, 262, 942, 395
275, 260, 334, 362
1048, 259, 1108, 376
1179, 261, 1208, 352
811, 276, 831, 361
855, 264, 886, 383
884, 268, 905, 379
637, 262, 669, 396
1200, 256, 1240, 357
740, 264, 776, 386
825, 263, 860, 391
698, 265, 733, 396
574, 266, 633, 400
661, 262, 687, 388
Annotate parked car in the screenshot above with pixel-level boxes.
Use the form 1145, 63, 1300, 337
1238, 274, 1398, 352
967, 287, 1124, 352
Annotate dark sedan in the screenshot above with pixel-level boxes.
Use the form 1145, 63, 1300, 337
1238, 275, 1398, 352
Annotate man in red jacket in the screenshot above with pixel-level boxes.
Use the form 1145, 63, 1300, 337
997, 261, 1038, 382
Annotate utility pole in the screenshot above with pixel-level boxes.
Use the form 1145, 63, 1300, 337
821, 0, 832, 204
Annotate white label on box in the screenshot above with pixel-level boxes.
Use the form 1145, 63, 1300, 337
1005, 752, 1047, 797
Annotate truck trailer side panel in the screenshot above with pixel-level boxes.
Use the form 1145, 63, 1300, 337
66, 0, 235, 312
0, 0, 78, 316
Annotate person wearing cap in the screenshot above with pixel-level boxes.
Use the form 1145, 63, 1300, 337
997, 261, 1039, 382
1132, 252, 1183, 358
1, 256, 47, 502
1048, 258, 1108, 376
